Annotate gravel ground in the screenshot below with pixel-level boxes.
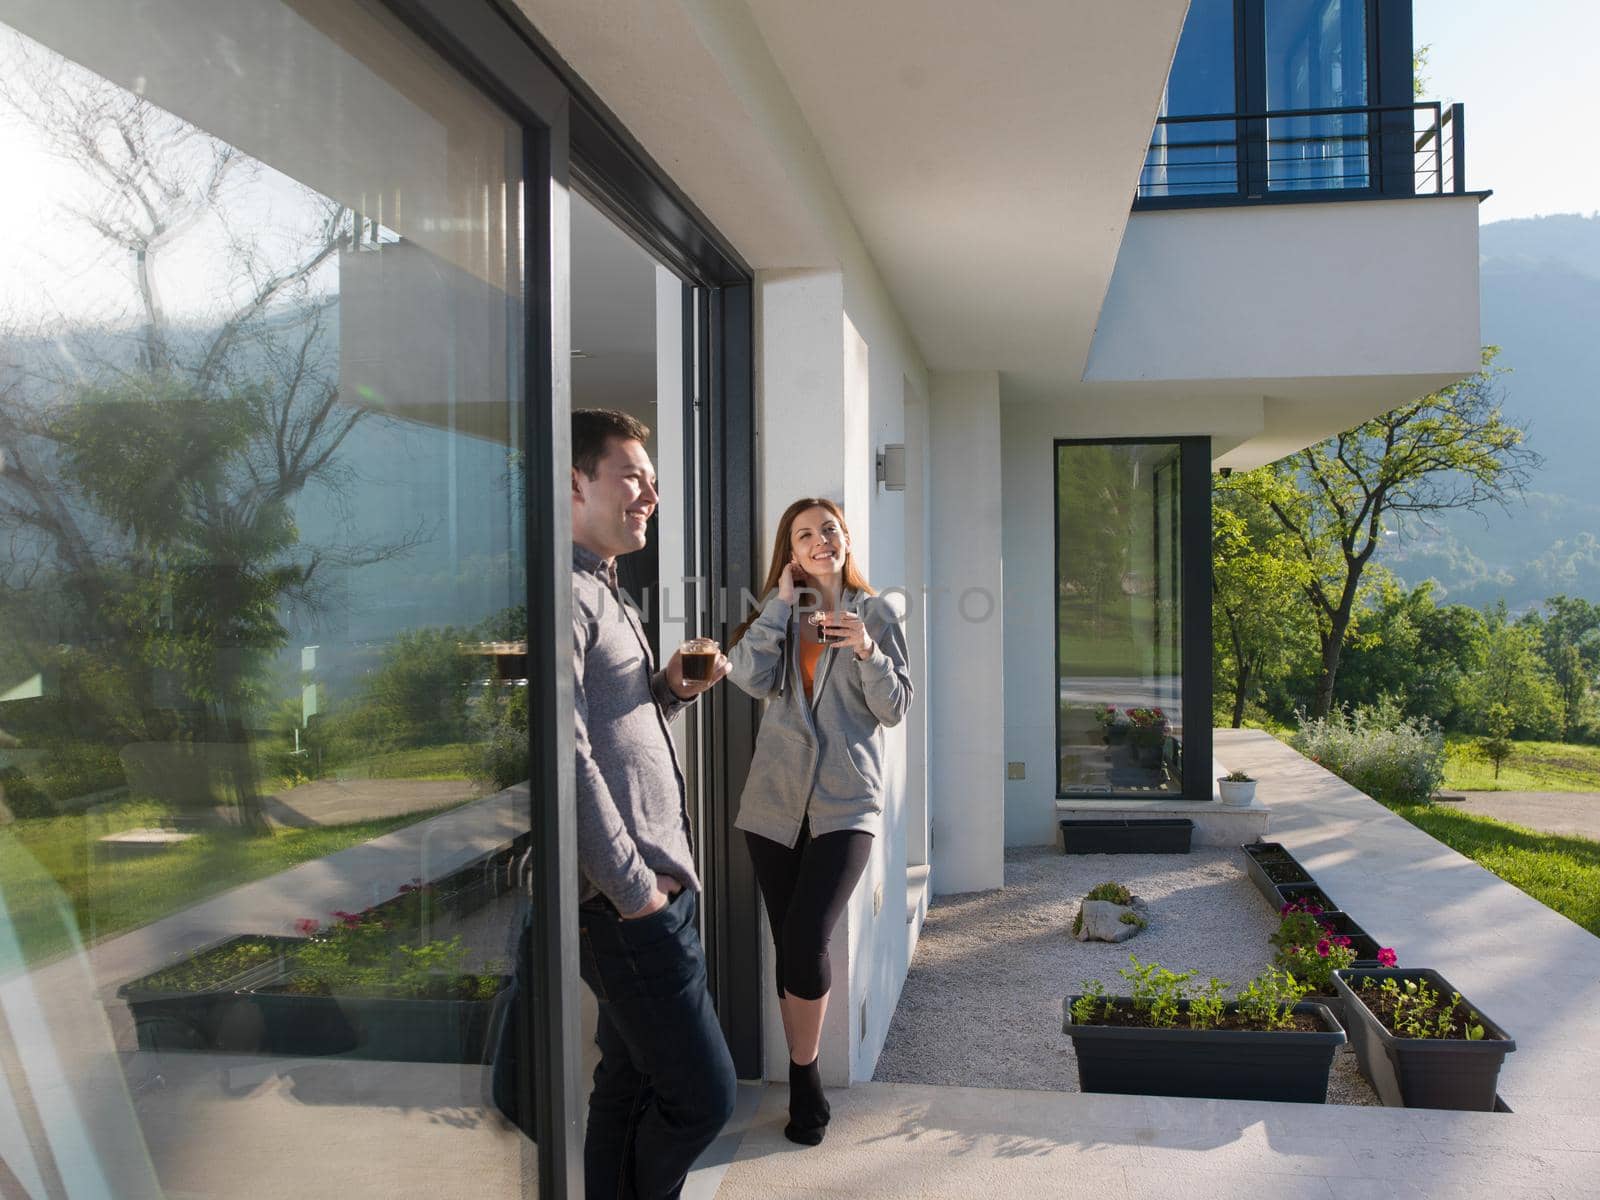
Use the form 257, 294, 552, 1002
874, 844, 1379, 1105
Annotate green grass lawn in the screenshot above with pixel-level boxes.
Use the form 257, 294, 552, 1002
1441, 736, 1600, 793
1382, 800, 1600, 937
362, 743, 475, 782
3, 803, 442, 968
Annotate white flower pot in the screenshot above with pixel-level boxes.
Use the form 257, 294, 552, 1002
1218, 778, 1256, 807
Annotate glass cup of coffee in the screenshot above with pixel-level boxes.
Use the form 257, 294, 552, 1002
809, 610, 849, 645
678, 637, 720, 681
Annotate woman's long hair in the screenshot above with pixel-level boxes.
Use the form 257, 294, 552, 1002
730, 497, 875, 645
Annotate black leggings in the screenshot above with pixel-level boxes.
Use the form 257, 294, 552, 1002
745, 821, 872, 1001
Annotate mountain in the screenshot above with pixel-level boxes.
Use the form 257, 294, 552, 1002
1387, 212, 1600, 610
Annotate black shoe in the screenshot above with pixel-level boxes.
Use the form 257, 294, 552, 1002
785, 1056, 828, 1146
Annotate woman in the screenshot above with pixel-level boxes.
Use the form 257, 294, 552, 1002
727, 497, 913, 1146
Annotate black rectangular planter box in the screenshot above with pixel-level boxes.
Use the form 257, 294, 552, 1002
1333, 968, 1515, 1111
1242, 841, 1295, 861
248, 974, 512, 1063
1276, 881, 1339, 914
117, 934, 304, 1053
1062, 998, 1346, 1103
1060, 818, 1193, 855
1243, 850, 1311, 907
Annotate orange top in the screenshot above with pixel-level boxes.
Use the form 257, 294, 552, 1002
799, 638, 826, 699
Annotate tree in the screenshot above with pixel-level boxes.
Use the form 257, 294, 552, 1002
1461, 604, 1562, 739
1476, 703, 1515, 780
0, 40, 418, 825
1333, 579, 1488, 729
1520, 595, 1600, 741
1212, 471, 1314, 727
1262, 349, 1538, 717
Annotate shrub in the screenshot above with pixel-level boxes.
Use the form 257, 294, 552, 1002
1291, 699, 1444, 806
470, 685, 529, 791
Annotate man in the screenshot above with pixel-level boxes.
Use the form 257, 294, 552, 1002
570, 408, 736, 1200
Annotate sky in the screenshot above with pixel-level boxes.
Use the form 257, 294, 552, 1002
1413, 0, 1600, 223
2, 2, 1594, 326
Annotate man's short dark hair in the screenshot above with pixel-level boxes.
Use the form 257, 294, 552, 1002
572, 409, 651, 478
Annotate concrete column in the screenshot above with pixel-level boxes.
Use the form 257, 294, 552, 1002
927, 371, 1005, 895
753, 267, 856, 1085
756, 269, 846, 539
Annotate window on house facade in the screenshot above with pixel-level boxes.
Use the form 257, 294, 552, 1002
1142, 0, 1238, 198
1055, 442, 1185, 797
1266, 0, 1370, 190
1141, 0, 1402, 201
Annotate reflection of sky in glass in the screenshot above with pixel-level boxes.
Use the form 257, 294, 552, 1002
0, 26, 344, 325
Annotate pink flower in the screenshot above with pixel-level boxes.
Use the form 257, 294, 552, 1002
294, 918, 319, 937
1315, 938, 1331, 958
332, 909, 362, 929
1377, 947, 1398, 968
1333, 935, 1352, 949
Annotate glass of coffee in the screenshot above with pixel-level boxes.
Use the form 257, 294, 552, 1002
809, 610, 848, 645
678, 637, 720, 681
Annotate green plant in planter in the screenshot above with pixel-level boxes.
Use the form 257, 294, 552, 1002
1271, 911, 1399, 992
1120, 955, 1195, 1028
1362, 976, 1486, 1041
1186, 977, 1230, 1030
288, 889, 505, 1000
1069, 980, 1114, 1025
1223, 769, 1254, 783
1125, 707, 1168, 745
137, 938, 287, 993
1236, 967, 1312, 1031
1070, 956, 1317, 1033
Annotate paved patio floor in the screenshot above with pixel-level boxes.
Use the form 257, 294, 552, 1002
696, 730, 1600, 1200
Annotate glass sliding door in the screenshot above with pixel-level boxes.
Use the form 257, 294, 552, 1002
0, 2, 559, 1195
1055, 442, 1185, 797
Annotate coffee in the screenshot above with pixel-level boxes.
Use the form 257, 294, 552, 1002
809, 610, 848, 645
679, 637, 720, 680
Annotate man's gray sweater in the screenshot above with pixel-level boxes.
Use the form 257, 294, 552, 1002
572, 543, 700, 915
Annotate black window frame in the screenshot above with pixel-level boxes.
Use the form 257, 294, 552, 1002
1052, 436, 1213, 803
378, 12, 760, 1200
1137, 0, 1419, 210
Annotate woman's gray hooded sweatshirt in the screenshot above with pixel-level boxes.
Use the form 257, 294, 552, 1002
727, 590, 913, 847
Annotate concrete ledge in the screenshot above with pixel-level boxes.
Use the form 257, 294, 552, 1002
1053, 798, 1269, 847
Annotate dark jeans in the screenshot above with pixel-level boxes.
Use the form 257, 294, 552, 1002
579, 888, 737, 1200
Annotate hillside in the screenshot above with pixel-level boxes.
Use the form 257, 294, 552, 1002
1389, 212, 1600, 609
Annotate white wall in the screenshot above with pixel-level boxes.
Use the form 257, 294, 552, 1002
998, 401, 1059, 848
926, 372, 1006, 894
1087, 198, 1481, 385
753, 261, 927, 1085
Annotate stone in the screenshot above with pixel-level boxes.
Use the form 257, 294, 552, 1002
1073, 897, 1147, 942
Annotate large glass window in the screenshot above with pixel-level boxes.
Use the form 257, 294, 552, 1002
1055, 443, 1184, 797
0, 4, 542, 1195
1266, 0, 1370, 190
1141, 0, 1387, 201
1142, 0, 1238, 198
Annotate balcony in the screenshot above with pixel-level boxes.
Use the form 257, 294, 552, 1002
1136, 101, 1472, 209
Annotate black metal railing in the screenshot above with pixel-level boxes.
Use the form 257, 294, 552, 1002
1136, 101, 1467, 204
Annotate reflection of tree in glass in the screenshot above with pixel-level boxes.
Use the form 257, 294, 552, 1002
0, 41, 417, 828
